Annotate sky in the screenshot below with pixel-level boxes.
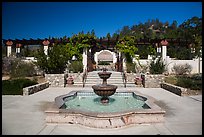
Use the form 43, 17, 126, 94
2, 2, 202, 40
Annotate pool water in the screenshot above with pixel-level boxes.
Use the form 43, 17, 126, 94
62, 92, 150, 113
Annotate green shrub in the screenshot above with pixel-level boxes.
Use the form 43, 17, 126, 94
149, 57, 165, 74
191, 73, 202, 80
164, 76, 177, 85
10, 60, 36, 78
166, 75, 202, 90
176, 76, 201, 90
98, 61, 110, 65
35, 44, 72, 74
2, 78, 38, 95
126, 62, 136, 73
172, 63, 192, 75
68, 61, 83, 73
176, 76, 193, 89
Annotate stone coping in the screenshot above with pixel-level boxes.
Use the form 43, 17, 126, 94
45, 90, 165, 128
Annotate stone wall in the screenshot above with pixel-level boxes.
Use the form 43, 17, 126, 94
45, 74, 64, 87
161, 82, 188, 96
126, 73, 137, 83
143, 74, 165, 88
132, 56, 202, 74
45, 73, 84, 87
23, 82, 49, 96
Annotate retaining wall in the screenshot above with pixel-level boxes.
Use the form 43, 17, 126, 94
23, 82, 49, 96
161, 82, 188, 96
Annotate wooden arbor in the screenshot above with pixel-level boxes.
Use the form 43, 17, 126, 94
3, 37, 193, 72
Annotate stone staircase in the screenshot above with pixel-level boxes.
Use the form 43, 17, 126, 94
84, 71, 136, 87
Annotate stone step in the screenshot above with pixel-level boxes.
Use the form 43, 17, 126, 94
87, 75, 122, 78
84, 83, 126, 87
84, 71, 127, 87
85, 80, 124, 84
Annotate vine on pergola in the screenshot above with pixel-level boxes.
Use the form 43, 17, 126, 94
116, 36, 138, 63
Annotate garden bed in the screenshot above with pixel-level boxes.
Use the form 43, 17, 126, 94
163, 74, 202, 96
2, 78, 38, 95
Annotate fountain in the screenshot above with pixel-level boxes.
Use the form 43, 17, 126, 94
92, 68, 117, 104
45, 69, 165, 128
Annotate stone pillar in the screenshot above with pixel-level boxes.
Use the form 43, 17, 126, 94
42, 40, 50, 55
160, 40, 168, 63
6, 40, 13, 57
82, 48, 87, 72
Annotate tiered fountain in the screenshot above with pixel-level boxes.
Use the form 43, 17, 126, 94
92, 68, 117, 104
45, 69, 165, 128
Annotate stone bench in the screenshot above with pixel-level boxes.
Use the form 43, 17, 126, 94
23, 82, 49, 96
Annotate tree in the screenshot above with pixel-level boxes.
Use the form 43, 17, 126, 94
119, 26, 131, 38
91, 29, 96, 37
171, 20, 178, 30
106, 33, 111, 40
35, 44, 73, 74
116, 36, 138, 63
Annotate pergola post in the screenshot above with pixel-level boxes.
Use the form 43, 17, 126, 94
82, 47, 87, 72
6, 40, 13, 57
156, 43, 161, 56
42, 40, 50, 55
16, 44, 22, 56
161, 40, 168, 63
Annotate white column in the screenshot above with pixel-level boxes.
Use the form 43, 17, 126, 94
82, 48, 87, 72
156, 44, 161, 53
44, 45, 48, 55
162, 45, 167, 63
7, 46, 12, 57
6, 41, 13, 57
43, 40, 50, 56
94, 52, 98, 65
119, 51, 121, 59
113, 52, 117, 63
16, 46, 20, 54
123, 58, 127, 72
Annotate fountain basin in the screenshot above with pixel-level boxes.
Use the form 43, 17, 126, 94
45, 90, 165, 128
98, 71, 111, 79
92, 84, 117, 97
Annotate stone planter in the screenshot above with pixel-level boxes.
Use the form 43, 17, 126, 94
134, 76, 143, 85
67, 76, 74, 85
135, 80, 142, 85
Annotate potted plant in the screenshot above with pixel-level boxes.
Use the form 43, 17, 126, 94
134, 76, 143, 85
67, 76, 74, 85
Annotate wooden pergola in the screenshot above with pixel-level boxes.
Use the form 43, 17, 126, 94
2, 37, 194, 72
2, 37, 193, 48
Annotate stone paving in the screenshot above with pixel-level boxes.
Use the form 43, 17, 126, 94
2, 87, 202, 135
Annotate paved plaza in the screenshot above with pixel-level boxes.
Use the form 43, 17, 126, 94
2, 87, 202, 135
